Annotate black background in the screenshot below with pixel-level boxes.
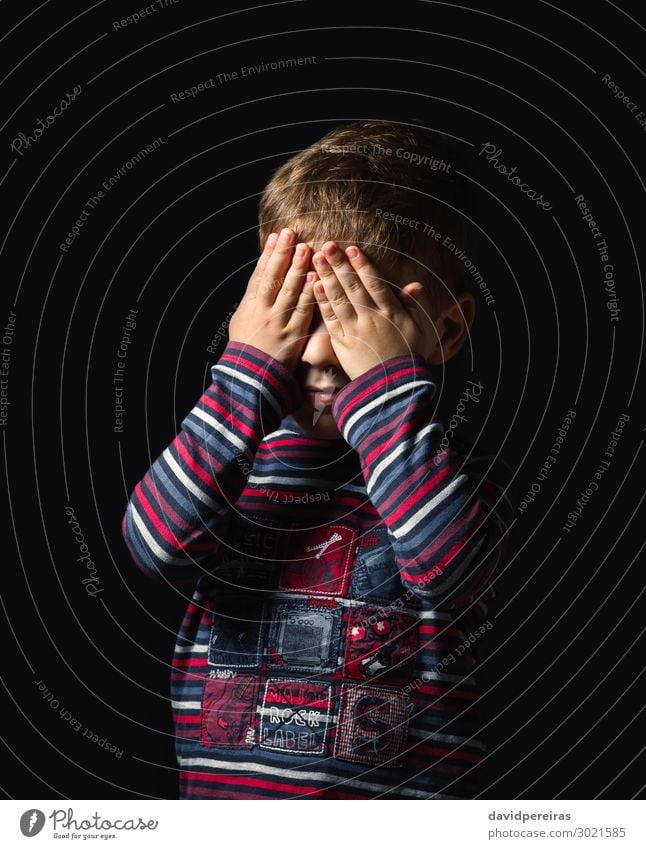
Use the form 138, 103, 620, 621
1, 0, 644, 800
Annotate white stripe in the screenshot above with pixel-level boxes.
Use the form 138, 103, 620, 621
212, 363, 281, 416
163, 446, 218, 510
411, 669, 475, 686
407, 727, 486, 751
190, 406, 248, 457
390, 474, 468, 539
172, 700, 201, 710
418, 609, 452, 621
368, 422, 444, 489
343, 379, 435, 434
177, 756, 456, 798
174, 643, 208, 653
131, 504, 206, 566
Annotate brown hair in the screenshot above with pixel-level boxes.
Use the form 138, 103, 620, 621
258, 119, 476, 314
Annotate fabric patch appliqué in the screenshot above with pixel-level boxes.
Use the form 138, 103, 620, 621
208, 593, 266, 668
277, 523, 356, 596
334, 683, 409, 767
201, 675, 259, 749
267, 601, 341, 672
344, 607, 418, 683
259, 678, 332, 755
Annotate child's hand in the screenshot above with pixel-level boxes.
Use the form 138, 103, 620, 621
311, 242, 439, 381
228, 228, 318, 373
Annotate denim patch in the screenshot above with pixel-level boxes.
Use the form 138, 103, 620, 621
344, 607, 418, 684
278, 523, 356, 596
350, 527, 402, 603
267, 600, 341, 672
259, 678, 332, 755
334, 683, 409, 767
201, 674, 259, 749
208, 593, 266, 668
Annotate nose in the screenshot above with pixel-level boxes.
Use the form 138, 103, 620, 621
299, 306, 343, 369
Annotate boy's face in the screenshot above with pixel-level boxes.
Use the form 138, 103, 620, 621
287, 247, 433, 440
290, 303, 351, 440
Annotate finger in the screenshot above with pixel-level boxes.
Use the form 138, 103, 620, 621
290, 270, 319, 325
276, 243, 312, 314
312, 250, 356, 322
247, 232, 278, 296
320, 242, 375, 311
313, 276, 343, 327
259, 227, 297, 304
344, 245, 401, 309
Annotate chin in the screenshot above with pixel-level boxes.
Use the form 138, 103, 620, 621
291, 406, 342, 439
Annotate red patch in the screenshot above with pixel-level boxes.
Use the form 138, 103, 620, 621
259, 679, 332, 755
344, 608, 417, 684
278, 524, 356, 596
201, 675, 258, 749
334, 683, 409, 767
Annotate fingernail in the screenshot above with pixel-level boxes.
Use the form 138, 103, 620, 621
346, 246, 359, 259
306, 271, 317, 283
279, 227, 293, 244
267, 233, 278, 247
295, 243, 307, 258
322, 242, 337, 257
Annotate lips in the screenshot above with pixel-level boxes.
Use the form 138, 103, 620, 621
305, 386, 339, 407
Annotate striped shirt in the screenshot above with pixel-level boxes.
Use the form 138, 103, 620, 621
122, 340, 515, 799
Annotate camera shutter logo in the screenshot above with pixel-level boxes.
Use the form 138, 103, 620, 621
20, 809, 45, 837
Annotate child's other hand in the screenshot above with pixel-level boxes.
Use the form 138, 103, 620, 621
228, 228, 318, 373
311, 242, 439, 381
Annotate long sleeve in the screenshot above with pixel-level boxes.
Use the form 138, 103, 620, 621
122, 340, 303, 584
331, 353, 514, 608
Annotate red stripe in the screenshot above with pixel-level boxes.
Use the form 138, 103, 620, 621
181, 771, 323, 796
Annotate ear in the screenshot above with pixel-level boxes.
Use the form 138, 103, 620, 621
426, 293, 476, 366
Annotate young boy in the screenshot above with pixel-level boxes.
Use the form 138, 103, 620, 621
122, 120, 515, 799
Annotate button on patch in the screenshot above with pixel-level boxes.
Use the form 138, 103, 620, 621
278, 524, 356, 596
201, 675, 259, 749
259, 679, 332, 755
344, 607, 418, 683
268, 601, 341, 672
334, 683, 409, 767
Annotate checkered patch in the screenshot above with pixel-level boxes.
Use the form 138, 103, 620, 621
334, 683, 409, 767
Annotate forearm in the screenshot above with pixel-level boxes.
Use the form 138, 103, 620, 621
332, 353, 513, 606
122, 340, 302, 582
